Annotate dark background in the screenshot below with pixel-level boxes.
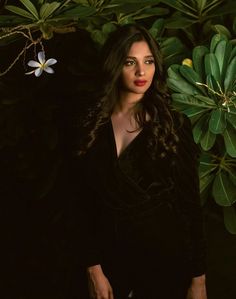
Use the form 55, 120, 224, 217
1, 28, 236, 299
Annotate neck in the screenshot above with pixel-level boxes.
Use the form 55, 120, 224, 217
114, 91, 143, 115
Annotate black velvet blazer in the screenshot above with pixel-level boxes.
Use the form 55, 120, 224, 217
76, 113, 206, 277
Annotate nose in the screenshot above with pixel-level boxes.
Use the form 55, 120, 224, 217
135, 63, 145, 76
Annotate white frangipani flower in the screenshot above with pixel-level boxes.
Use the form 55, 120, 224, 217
25, 51, 57, 77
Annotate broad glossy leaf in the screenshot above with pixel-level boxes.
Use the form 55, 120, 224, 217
55, 5, 96, 18
109, 1, 159, 14
223, 125, 236, 157
226, 113, 236, 129
172, 93, 214, 109
165, 15, 196, 29
200, 173, 214, 194
199, 154, 217, 179
179, 65, 206, 95
5, 5, 36, 19
192, 46, 209, 82
214, 39, 232, 81
209, 108, 226, 134
0, 15, 30, 26
162, 0, 197, 17
20, 0, 39, 20
161, 37, 186, 57
206, 74, 220, 99
91, 30, 106, 45
223, 206, 236, 234
167, 78, 200, 95
200, 128, 216, 150
193, 113, 209, 144
197, 0, 207, 12
229, 46, 236, 63
102, 23, 117, 34
213, 171, 236, 206
134, 7, 169, 20
149, 19, 165, 38
194, 95, 216, 107
212, 24, 231, 39
210, 33, 226, 53
182, 107, 206, 118
224, 56, 236, 92
205, 53, 221, 83
229, 169, 236, 186
39, 2, 61, 19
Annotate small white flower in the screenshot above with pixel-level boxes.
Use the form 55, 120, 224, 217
25, 51, 57, 77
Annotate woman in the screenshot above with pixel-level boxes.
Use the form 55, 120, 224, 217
77, 24, 207, 299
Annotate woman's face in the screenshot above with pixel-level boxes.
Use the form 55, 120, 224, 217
120, 40, 155, 98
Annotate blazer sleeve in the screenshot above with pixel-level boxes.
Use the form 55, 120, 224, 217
173, 114, 207, 277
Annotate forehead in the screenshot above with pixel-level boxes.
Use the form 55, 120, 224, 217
127, 41, 153, 57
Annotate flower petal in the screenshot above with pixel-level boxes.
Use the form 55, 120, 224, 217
45, 58, 57, 66
35, 68, 43, 77
38, 51, 45, 64
44, 66, 54, 74
28, 60, 41, 67
25, 70, 35, 75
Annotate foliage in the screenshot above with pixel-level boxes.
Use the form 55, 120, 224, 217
161, 0, 236, 45
0, 0, 236, 234
167, 33, 236, 233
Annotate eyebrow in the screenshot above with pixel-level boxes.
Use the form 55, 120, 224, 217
126, 55, 154, 59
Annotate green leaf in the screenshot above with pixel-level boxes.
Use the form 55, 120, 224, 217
162, 0, 197, 17
206, 74, 220, 98
229, 46, 236, 63
197, 0, 207, 13
39, 2, 61, 20
212, 24, 231, 39
200, 173, 214, 194
165, 15, 196, 29
161, 37, 186, 57
5, 5, 36, 19
182, 107, 206, 118
167, 78, 200, 95
223, 206, 236, 234
172, 93, 214, 109
179, 65, 207, 95
213, 171, 236, 206
0, 15, 31, 26
229, 169, 236, 186
199, 154, 217, 179
224, 56, 236, 92
194, 95, 216, 107
214, 39, 232, 81
192, 46, 209, 82
149, 18, 165, 38
210, 34, 226, 53
223, 125, 236, 157
193, 113, 209, 143
200, 128, 216, 150
20, 0, 39, 20
91, 29, 106, 45
205, 53, 221, 84
102, 23, 117, 35
133, 7, 169, 20
209, 108, 227, 134
57, 5, 96, 18
227, 113, 236, 129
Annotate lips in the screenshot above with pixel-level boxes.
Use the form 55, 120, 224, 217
134, 80, 147, 86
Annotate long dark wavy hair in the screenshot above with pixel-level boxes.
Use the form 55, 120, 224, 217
79, 23, 182, 158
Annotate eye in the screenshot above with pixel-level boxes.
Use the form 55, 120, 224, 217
145, 59, 155, 65
124, 59, 136, 66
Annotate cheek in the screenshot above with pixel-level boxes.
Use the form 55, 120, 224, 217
121, 70, 132, 86
149, 66, 155, 80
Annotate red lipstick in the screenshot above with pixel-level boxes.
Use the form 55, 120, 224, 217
134, 80, 147, 86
